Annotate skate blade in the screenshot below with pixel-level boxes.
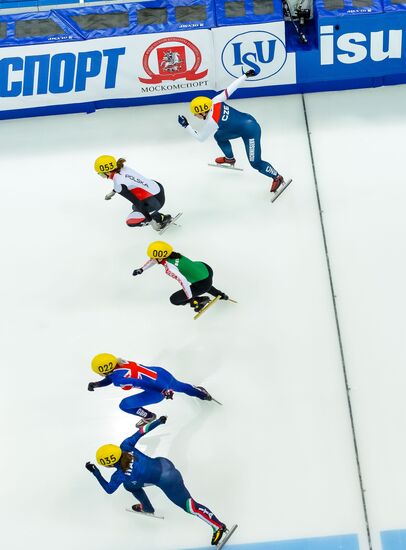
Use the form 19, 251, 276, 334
217, 524, 238, 549
193, 295, 221, 320
158, 212, 183, 235
125, 508, 164, 520
227, 298, 238, 304
208, 163, 243, 171
271, 178, 292, 203
211, 397, 223, 406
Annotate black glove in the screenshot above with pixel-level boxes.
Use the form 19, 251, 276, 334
245, 69, 256, 77
158, 416, 168, 424
161, 389, 174, 400
178, 115, 189, 128
86, 462, 98, 474
88, 382, 96, 392
133, 268, 143, 276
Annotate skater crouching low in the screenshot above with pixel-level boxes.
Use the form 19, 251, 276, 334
86, 416, 228, 546
94, 155, 173, 231
132, 241, 229, 313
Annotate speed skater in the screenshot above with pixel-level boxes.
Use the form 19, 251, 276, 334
88, 353, 213, 427
177, 70, 291, 196
94, 155, 173, 231
85, 416, 228, 546
132, 241, 229, 313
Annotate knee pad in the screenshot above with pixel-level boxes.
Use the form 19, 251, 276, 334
126, 211, 146, 227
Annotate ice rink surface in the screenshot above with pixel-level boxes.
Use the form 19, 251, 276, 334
1, 84, 405, 550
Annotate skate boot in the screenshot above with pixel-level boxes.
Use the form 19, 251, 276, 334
215, 156, 236, 167
131, 504, 144, 513
216, 291, 229, 301
151, 214, 172, 232
136, 412, 157, 428
270, 175, 285, 193
191, 296, 210, 313
195, 386, 212, 401
211, 524, 227, 546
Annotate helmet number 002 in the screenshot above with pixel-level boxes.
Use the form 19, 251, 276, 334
99, 454, 117, 466
98, 362, 113, 373
153, 250, 168, 258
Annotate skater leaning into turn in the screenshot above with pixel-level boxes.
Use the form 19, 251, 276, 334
133, 241, 228, 313
86, 416, 229, 546
177, 70, 291, 198
94, 155, 173, 231
88, 353, 213, 427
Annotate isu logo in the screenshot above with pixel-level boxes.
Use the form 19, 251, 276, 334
139, 36, 208, 84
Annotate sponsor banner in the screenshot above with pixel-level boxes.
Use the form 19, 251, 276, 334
0, 29, 214, 111
296, 13, 406, 83
212, 23, 297, 91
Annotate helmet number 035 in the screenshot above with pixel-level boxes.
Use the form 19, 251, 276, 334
99, 454, 118, 466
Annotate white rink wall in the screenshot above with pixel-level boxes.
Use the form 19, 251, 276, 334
1, 88, 405, 550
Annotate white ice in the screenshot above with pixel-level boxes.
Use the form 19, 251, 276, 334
1, 84, 405, 550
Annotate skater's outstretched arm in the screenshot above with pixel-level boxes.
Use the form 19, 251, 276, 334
212, 73, 248, 104
85, 462, 124, 494
121, 416, 167, 451
185, 117, 218, 142
88, 376, 113, 391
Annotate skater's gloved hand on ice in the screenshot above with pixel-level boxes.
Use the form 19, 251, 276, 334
85, 462, 99, 474
178, 115, 189, 128
245, 69, 256, 77
88, 382, 96, 392
161, 389, 174, 400
132, 268, 143, 276
158, 416, 168, 424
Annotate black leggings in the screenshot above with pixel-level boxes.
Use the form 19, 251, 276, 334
170, 265, 222, 306
142, 183, 165, 222
121, 182, 165, 222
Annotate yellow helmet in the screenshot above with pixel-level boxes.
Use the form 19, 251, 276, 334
190, 96, 212, 115
94, 155, 117, 175
91, 353, 118, 375
96, 444, 122, 467
147, 241, 173, 260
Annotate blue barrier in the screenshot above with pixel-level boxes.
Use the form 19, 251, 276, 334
0, 0, 216, 46
315, 0, 383, 17
383, 0, 406, 12
214, 0, 283, 26
1, 0, 406, 119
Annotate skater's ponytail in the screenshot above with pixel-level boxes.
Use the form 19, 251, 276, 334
116, 158, 126, 173
169, 252, 181, 259
119, 451, 134, 472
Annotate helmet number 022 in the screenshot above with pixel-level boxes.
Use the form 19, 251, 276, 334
98, 362, 113, 373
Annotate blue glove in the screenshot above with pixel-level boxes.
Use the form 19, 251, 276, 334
178, 115, 189, 128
